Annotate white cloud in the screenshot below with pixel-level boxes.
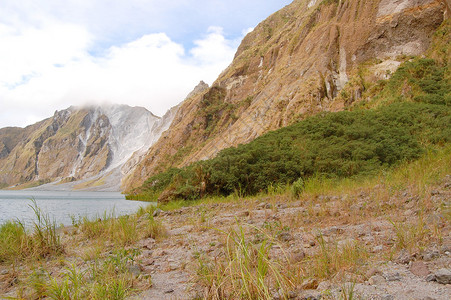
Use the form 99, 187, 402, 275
0, 22, 239, 128
0, 0, 292, 128
191, 27, 236, 65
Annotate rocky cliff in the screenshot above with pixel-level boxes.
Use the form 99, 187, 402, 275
0, 104, 176, 191
123, 0, 449, 191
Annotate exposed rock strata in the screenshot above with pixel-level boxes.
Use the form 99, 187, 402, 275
124, 0, 448, 191
0, 105, 175, 191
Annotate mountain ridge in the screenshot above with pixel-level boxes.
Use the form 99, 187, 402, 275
0, 104, 176, 191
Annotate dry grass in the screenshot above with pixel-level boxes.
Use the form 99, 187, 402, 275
76, 206, 166, 247
196, 224, 294, 300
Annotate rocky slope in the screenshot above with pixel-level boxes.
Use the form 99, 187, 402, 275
124, 0, 449, 191
0, 104, 176, 191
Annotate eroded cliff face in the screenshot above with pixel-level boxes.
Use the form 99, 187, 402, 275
0, 105, 176, 190
123, 0, 449, 191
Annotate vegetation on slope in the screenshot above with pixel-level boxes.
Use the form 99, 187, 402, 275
128, 57, 450, 203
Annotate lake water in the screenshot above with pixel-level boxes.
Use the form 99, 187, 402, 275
0, 190, 148, 227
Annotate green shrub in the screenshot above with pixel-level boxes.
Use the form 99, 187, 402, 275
130, 101, 450, 202
291, 177, 305, 197
380, 58, 450, 105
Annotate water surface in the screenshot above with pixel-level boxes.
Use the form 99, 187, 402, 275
0, 190, 148, 226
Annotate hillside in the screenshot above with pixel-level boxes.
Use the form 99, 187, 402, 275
0, 105, 176, 191
123, 0, 449, 191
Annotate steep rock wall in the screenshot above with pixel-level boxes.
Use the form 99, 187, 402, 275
124, 0, 448, 191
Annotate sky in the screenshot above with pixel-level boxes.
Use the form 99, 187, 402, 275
0, 0, 292, 128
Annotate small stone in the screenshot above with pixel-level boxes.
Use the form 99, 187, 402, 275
291, 248, 305, 262
301, 278, 319, 290
142, 258, 155, 266
152, 249, 167, 257
316, 281, 331, 291
323, 226, 343, 236
425, 274, 436, 282
139, 238, 156, 250
368, 275, 385, 285
410, 261, 430, 277
278, 232, 293, 242
384, 272, 401, 281
152, 208, 162, 217
0, 270, 8, 275
164, 288, 174, 294
430, 190, 440, 196
288, 291, 298, 299
277, 203, 288, 209
169, 263, 179, 271
366, 267, 382, 278
423, 250, 440, 261
440, 245, 451, 253
372, 245, 383, 253
396, 249, 412, 264
434, 268, 451, 284
126, 264, 142, 277
240, 210, 250, 217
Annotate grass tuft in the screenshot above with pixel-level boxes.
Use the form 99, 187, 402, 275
0, 199, 63, 263
196, 224, 294, 299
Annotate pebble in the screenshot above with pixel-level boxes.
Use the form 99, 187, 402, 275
384, 272, 401, 281
426, 274, 436, 282
164, 288, 174, 294
372, 245, 383, 253
323, 226, 344, 236
153, 208, 162, 217
434, 268, 451, 284
169, 263, 179, 271
368, 274, 385, 285
316, 280, 331, 292
410, 261, 430, 277
278, 232, 293, 242
396, 249, 412, 264
301, 278, 318, 290
291, 248, 305, 262
366, 267, 382, 278
423, 250, 440, 261
126, 265, 142, 278
277, 203, 288, 209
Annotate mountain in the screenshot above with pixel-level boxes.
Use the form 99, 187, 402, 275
0, 104, 177, 191
123, 0, 450, 191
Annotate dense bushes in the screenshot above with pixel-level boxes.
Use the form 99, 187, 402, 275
130, 101, 450, 202
127, 57, 450, 202
381, 58, 450, 105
